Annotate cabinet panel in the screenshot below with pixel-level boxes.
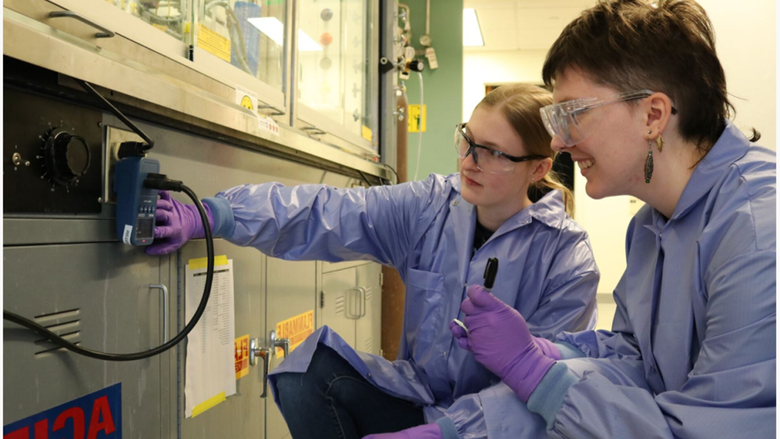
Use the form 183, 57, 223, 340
3, 243, 166, 437
320, 267, 359, 348
355, 263, 381, 355
265, 258, 317, 439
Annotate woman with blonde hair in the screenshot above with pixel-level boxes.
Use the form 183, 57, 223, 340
148, 84, 599, 439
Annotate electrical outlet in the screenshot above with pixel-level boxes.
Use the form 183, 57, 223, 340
103, 125, 143, 204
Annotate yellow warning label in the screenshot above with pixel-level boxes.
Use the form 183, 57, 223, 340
408, 104, 427, 132
361, 125, 373, 142
197, 23, 231, 62
275, 310, 314, 357
235, 334, 249, 380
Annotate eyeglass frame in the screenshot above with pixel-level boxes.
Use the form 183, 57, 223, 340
539, 89, 678, 146
455, 123, 548, 174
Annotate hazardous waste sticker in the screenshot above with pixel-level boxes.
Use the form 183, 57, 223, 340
275, 310, 314, 357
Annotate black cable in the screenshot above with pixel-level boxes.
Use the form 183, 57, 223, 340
3, 183, 214, 362
74, 79, 155, 150
381, 163, 400, 184
357, 170, 373, 187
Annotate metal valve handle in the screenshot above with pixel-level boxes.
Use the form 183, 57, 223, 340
249, 338, 271, 398
270, 330, 290, 359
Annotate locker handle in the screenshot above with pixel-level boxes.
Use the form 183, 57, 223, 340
48, 11, 116, 38
249, 338, 271, 398
357, 287, 367, 318
270, 330, 290, 359
149, 284, 169, 343
345, 288, 360, 320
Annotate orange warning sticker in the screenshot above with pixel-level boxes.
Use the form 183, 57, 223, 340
275, 310, 314, 357
235, 334, 249, 380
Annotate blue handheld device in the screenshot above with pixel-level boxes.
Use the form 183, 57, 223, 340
115, 156, 160, 245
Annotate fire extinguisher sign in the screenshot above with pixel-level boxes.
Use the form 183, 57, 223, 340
4, 383, 122, 439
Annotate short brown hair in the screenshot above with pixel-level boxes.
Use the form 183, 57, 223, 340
542, 0, 758, 156
477, 84, 574, 216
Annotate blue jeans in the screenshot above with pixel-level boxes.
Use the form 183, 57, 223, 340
274, 344, 425, 439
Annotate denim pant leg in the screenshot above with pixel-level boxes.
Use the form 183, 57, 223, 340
275, 344, 425, 439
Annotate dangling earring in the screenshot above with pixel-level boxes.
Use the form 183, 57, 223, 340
645, 139, 654, 183
656, 135, 664, 153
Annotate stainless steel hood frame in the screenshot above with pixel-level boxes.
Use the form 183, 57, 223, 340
3, 7, 395, 183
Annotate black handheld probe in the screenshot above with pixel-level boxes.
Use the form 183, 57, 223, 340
453, 258, 500, 334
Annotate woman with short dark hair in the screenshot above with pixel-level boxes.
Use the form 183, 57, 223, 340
446, 0, 775, 438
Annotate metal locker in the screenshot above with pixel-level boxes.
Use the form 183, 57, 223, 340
355, 264, 382, 356
320, 267, 361, 349
265, 258, 318, 439
3, 243, 170, 438
320, 263, 382, 356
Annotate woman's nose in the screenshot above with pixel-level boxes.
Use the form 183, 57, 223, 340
550, 136, 568, 153
460, 149, 479, 171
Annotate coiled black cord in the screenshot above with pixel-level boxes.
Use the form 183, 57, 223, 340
3, 182, 214, 362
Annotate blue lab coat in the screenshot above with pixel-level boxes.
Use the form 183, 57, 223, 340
205, 173, 599, 437
475, 122, 776, 439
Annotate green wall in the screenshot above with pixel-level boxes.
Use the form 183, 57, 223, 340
402, 0, 463, 180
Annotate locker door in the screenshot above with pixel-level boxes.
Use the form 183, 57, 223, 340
320, 267, 360, 348
179, 241, 266, 439
355, 264, 382, 356
265, 258, 317, 439
3, 243, 167, 438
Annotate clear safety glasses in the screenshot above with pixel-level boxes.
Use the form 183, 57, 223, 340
454, 124, 547, 175
539, 89, 655, 147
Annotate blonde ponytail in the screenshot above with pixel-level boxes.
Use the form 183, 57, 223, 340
535, 170, 574, 217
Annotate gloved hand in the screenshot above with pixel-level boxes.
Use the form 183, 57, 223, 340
449, 321, 561, 360
146, 190, 215, 255
450, 322, 561, 360
361, 423, 442, 439
454, 285, 556, 402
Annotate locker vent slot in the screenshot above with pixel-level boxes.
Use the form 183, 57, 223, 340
364, 338, 372, 353
364, 287, 373, 302
33, 309, 82, 356
335, 295, 346, 316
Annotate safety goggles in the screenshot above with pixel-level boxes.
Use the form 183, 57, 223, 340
540, 89, 656, 147
454, 123, 547, 175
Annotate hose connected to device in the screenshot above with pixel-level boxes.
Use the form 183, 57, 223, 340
3, 179, 214, 361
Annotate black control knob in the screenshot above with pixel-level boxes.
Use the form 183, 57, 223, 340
44, 128, 91, 186
407, 59, 425, 73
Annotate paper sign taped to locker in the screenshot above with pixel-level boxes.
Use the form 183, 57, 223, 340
275, 310, 314, 357
235, 334, 250, 380
408, 105, 427, 132
184, 257, 235, 418
197, 23, 231, 62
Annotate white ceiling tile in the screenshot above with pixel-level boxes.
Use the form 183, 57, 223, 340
477, 8, 517, 29
515, 7, 586, 29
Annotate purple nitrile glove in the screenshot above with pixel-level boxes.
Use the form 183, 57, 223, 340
450, 321, 561, 360
361, 423, 442, 439
146, 190, 215, 255
458, 285, 556, 402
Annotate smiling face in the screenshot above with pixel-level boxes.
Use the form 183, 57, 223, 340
551, 69, 649, 200
459, 105, 539, 219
